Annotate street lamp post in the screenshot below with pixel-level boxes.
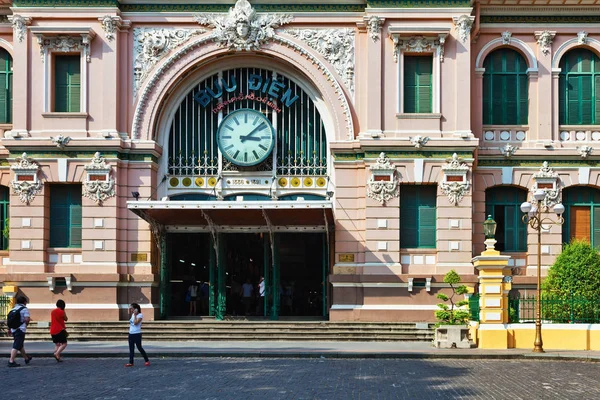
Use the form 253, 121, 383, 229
520, 190, 565, 353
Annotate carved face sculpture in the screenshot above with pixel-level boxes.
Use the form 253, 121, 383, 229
236, 21, 250, 39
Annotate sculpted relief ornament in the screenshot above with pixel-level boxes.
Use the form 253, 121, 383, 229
99, 15, 125, 42
535, 30, 555, 56
366, 152, 399, 205
392, 34, 446, 63
453, 15, 473, 43
285, 28, 355, 95
9, 15, 31, 43
440, 153, 470, 206
365, 16, 384, 42
82, 152, 116, 204
194, 0, 292, 52
133, 28, 204, 97
532, 161, 561, 211
11, 153, 43, 205
36, 33, 96, 63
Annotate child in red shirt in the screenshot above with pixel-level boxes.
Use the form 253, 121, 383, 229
50, 300, 68, 362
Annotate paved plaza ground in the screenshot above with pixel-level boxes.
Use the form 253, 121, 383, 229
2, 356, 600, 399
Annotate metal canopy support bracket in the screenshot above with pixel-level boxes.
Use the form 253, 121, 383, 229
262, 210, 279, 320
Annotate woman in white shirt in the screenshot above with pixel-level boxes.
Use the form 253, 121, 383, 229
125, 303, 150, 367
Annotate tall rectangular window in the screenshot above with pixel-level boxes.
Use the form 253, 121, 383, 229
54, 55, 80, 113
0, 49, 12, 123
0, 186, 8, 250
400, 185, 436, 248
404, 56, 432, 113
50, 185, 82, 248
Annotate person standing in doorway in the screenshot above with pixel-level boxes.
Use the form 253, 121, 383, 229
125, 303, 150, 367
7, 296, 31, 368
241, 278, 254, 316
257, 276, 265, 316
50, 300, 68, 362
187, 282, 199, 316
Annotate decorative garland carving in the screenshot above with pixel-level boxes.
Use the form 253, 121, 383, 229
578, 31, 588, 45
366, 152, 399, 205
82, 152, 116, 204
453, 15, 473, 43
50, 134, 71, 148
440, 153, 470, 206
9, 15, 31, 43
36, 33, 95, 63
501, 31, 512, 45
366, 16, 384, 42
577, 145, 593, 159
409, 135, 429, 149
285, 28, 355, 95
132, 31, 355, 141
99, 15, 122, 42
534, 30, 555, 56
11, 153, 43, 205
194, 0, 292, 52
133, 28, 204, 98
391, 34, 446, 63
532, 161, 561, 211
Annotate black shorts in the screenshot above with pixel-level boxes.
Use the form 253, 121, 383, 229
12, 330, 25, 350
51, 330, 68, 344
190, 296, 197, 301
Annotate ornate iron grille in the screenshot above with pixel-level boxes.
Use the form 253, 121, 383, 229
168, 67, 327, 176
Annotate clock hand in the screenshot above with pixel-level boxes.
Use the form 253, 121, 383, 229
239, 136, 261, 142
240, 123, 266, 143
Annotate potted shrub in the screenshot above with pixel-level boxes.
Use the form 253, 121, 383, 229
434, 269, 474, 348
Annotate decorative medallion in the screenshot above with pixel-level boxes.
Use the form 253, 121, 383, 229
9, 15, 31, 43
286, 28, 355, 95
133, 28, 204, 97
50, 134, 71, 149
11, 153, 43, 205
501, 143, 517, 158
365, 16, 384, 42
578, 31, 588, 45
366, 152, 399, 205
82, 152, 116, 204
534, 30, 555, 56
501, 31, 512, 45
194, 0, 292, 52
577, 145, 593, 159
440, 153, 470, 206
409, 135, 429, 149
195, 177, 205, 187
291, 177, 301, 187
316, 177, 327, 187
35, 33, 96, 63
532, 161, 561, 211
99, 15, 123, 42
453, 15, 473, 43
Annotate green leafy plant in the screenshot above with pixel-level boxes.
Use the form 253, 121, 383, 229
435, 269, 470, 326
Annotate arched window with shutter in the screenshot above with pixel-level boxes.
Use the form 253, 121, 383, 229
562, 186, 600, 249
559, 48, 600, 125
482, 48, 528, 125
0, 48, 12, 124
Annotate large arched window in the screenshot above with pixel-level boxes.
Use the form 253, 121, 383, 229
562, 186, 600, 249
482, 49, 528, 125
559, 48, 600, 125
0, 48, 12, 124
485, 186, 528, 252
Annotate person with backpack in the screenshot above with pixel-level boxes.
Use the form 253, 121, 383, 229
50, 300, 69, 362
7, 296, 32, 368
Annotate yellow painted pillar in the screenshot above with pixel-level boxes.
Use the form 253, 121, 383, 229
472, 239, 512, 349
2, 285, 18, 308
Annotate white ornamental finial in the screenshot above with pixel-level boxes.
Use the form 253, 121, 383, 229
194, 0, 293, 52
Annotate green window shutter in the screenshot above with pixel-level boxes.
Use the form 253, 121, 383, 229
55, 56, 81, 112
0, 49, 12, 124
518, 74, 528, 125
485, 187, 528, 252
559, 75, 566, 125
404, 56, 432, 113
581, 76, 593, 124
400, 187, 418, 248
593, 206, 600, 250
50, 185, 82, 248
401, 186, 436, 248
482, 71, 492, 124
418, 206, 436, 248
595, 75, 600, 124
560, 49, 600, 125
0, 186, 8, 250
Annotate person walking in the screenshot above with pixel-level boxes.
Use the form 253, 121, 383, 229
125, 303, 150, 367
7, 296, 32, 368
257, 276, 265, 316
50, 300, 69, 362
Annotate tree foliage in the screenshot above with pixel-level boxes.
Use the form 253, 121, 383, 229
435, 270, 470, 325
543, 239, 600, 298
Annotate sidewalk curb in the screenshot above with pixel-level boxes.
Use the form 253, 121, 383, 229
21, 352, 600, 362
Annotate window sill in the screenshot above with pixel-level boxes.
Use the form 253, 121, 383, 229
400, 248, 437, 253
42, 112, 88, 119
396, 113, 441, 120
48, 248, 82, 253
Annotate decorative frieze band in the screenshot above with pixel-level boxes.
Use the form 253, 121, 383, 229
34, 31, 96, 63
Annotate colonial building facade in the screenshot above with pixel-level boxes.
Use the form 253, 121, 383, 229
0, 0, 598, 322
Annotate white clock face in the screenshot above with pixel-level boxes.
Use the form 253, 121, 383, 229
217, 109, 275, 167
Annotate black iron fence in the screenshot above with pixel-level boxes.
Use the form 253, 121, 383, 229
509, 293, 600, 324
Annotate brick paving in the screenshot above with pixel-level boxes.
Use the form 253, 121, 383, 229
3, 357, 600, 400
